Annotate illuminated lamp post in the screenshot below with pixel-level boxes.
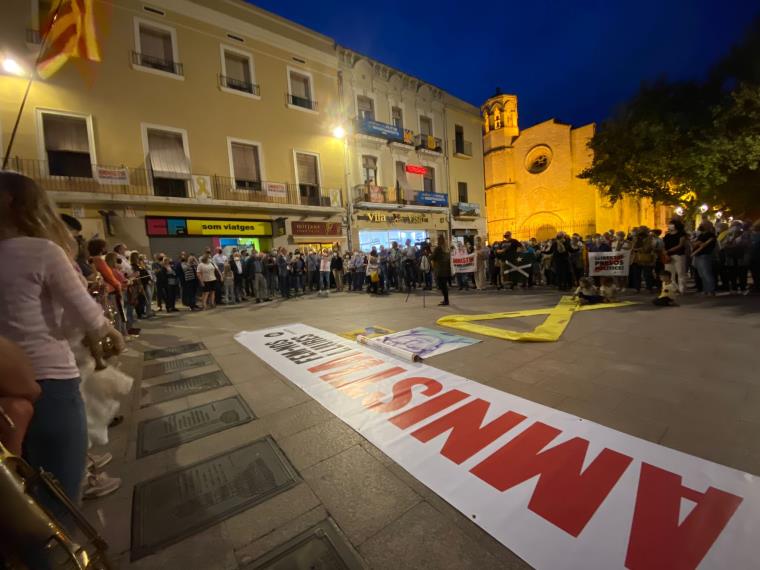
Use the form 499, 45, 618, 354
332, 124, 353, 251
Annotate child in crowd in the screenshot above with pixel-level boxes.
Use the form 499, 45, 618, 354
573, 277, 604, 305
600, 277, 619, 303
653, 270, 679, 307
222, 262, 235, 304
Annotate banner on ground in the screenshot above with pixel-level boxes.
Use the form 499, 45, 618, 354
589, 251, 631, 276
451, 251, 476, 274
236, 324, 758, 570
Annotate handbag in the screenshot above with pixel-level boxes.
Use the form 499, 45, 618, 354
370, 271, 380, 283
660, 252, 672, 265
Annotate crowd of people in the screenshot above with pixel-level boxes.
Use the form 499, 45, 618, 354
84, 216, 760, 332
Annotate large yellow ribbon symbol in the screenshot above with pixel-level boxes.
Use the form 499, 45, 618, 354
436, 296, 637, 342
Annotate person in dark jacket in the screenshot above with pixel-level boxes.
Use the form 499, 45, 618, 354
157, 257, 179, 311
431, 235, 451, 306
230, 252, 246, 302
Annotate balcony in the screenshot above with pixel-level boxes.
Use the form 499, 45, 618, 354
414, 134, 443, 154
453, 202, 481, 217
351, 184, 448, 208
12, 158, 342, 210
219, 74, 260, 96
453, 139, 473, 158
131, 51, 183, 76
287, 93, 318, 111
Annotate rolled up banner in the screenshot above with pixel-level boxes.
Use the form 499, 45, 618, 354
356, 335, 421, 362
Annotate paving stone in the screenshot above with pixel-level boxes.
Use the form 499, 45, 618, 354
359, 501, 523, 570
263, 399, 334, 439
279, 417, 363, 471
303, 445, 420, 545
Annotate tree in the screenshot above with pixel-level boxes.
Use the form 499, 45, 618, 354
580, 17, 760, 218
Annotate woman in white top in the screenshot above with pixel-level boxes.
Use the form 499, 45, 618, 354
196, 254, 218, 310
0, 172, 124, 523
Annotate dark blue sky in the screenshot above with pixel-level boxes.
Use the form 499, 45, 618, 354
249, 0, 759, 127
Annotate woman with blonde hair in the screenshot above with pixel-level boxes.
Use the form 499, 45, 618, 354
0, 172, 124, 525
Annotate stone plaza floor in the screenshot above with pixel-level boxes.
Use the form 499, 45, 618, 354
83, 287, 760, 569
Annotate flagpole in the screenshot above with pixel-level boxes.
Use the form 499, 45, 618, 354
1, 1, 64, 170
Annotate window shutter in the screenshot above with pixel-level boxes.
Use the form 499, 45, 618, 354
296, 153, 318, 186
362, 155, 377, 169
140, 26, 172, 60
290, 73, 310, 99
148, 130, 190, 179
43, 114, 90, 153
224, 52, 250, 82
231, 143, 260, 181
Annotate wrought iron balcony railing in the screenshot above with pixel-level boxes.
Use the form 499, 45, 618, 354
131, 51, 184, 76
287, 93, 318, 111
219, 74, 260, 96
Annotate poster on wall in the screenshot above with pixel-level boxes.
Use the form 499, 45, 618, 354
265, 182, 288, 200
235, 324, 759, 570
589, 251, 631, 276
192, 175, 213, 200
95, 166, 129, 186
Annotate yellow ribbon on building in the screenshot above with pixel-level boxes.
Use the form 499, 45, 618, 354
436, 296, 637, 342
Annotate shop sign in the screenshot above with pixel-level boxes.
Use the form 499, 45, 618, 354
146, 216, 272, 237
357, 119, 403, 141
95, 165, 129, 186
405, 164, 427, 175
264, 182, 288, 199
416, 192, 449, 207
359, 211, 431, 225
291, 221, 342, 236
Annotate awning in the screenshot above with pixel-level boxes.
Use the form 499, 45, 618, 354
42, 114, 90, 152
147, 130, 191, 180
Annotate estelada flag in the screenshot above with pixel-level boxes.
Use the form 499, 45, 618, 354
37, 0, 101, 79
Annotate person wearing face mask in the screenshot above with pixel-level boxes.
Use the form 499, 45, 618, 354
663, 220, 689, 294
691, 222, 717, 296
230, 252, 246, 302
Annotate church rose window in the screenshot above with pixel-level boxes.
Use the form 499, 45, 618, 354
525, 145, 552, 174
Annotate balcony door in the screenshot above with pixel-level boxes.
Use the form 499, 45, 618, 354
296, 152, 320, 206
146, 127, 190, 197
41, 112, 93, 178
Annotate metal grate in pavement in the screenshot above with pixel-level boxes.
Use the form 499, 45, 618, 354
136, 396, 254, 457
141, 370, 231, 407
243, 518, 365, 570
131, 437, 298, 561
143, 342, 207, 360
142, 354, 215, 378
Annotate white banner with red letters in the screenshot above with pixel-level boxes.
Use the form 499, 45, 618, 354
235, 324, 758, 570
589, 250, 631, 276
451, 251, 476, 274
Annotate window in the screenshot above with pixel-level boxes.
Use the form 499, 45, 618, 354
357, 96, 375, 121
391, 106, 403, 129
41, 113, 93, 177
423, 166, 435, 193
221, 47, 257, 95
288, 69, 315, 110
419, 115, 433, 136
457, 182, 468, 203
362, 155, 378, 184
455, 125, 465, 153
134, 20, 181, 76
230, 142, 262, 191
145, 127, 190, 197
295, 152, 320, 205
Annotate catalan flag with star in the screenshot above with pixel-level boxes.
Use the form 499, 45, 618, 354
37, 0, 101, 79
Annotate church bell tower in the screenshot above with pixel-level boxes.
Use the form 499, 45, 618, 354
482, 89, 519, 242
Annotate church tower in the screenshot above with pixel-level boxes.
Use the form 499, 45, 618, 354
482, 89, 519, 242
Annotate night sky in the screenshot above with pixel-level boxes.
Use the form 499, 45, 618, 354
248, 0, 759, 127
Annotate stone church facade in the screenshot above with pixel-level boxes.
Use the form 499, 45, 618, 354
482, 91, 669, 242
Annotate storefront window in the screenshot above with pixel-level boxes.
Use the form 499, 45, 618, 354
358, 230, 428, 252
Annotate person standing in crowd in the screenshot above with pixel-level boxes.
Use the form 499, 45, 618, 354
157, 256, 179, 312
721, 220, 751, 294
129, 251, 150, 318
611, 231, 631, 292
0, 172, 125, 525
569, 234, 585, 286
87, 238, 127, 335
431, 235, 451, 306
265, 251, 278, 297
60, 213, 93, 278
367, 249, 381, 294
629, 227, 657, 293
243, 250, 256, 299
344, 251, 355, 291
420, 244, 433, 290
277, 247, 291, 298
388, 241, 400, 290
152, 253, 165, 312
197, 254, 218, 309
455, 242, 471, 291
292, 250, 306, 295
550, 232, 573, 291
230, 251, 246, 302
663, 220, 689, 294
212, 247, 227, 273
378, 245, 389, 292
251, 252, 270, 303
691, 222, 717, 296
222, 262, 235, 304
305, 249, 317, 292
474, 236, 488, 290
180, 255, 199, 310
401, 239, 417, 291
750, 219, 760, 293
351, 250, 366, 292
331, 250, 344, 292
318, 248, 331, 293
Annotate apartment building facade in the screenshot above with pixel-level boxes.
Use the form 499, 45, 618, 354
1, 0, 348, 255
338, 47, 486, 251
1, 0, 486, 255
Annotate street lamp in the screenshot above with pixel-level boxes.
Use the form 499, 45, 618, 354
2, 57, 25, 76
332, 124, 352, 250
332, 126, 346, 139
699, 203, 709, 213
674, 206, 685, 216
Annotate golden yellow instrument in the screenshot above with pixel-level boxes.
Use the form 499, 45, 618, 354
0, 437, 112, 569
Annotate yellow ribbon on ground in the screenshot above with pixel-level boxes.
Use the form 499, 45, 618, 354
436, 296, 637, 342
